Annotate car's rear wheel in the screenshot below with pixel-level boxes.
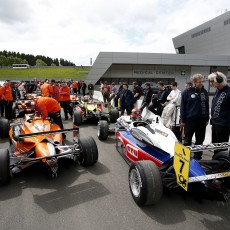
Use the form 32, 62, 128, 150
0, 118, 10, 138
213, 151, 230, 171
73, 110, 82, 126
97, 120, 109, 140
79, 136, 98, 166
129, 160, 163, 206
212, 151, 230, 188
0, 149, 10, 186
109, 108, 119, 123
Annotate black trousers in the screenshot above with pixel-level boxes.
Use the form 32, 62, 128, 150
183, 120, 207, 159
4, 100, 13, 120
0, 100, 4, 116
61, 101, 73, 119
212, 124, 230, 154
48, 110, 64, 130
121, 104, 132, 115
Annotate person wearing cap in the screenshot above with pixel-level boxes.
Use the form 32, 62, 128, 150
59, 81, 73, 120
40, 79, 53, 97
2, 80, 13, 120
34, 97, 66, 139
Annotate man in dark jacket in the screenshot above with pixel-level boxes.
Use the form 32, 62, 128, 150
148, 81, 170, 116
208, 72, 230, 154
120, 83, 134, 115
180, 74, 209, 160
140, 82, 152, 112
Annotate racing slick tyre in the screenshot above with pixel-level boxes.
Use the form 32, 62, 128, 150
73, 110, 82, 126
129, 160, 163, 206
97, 120, 109, 140
0, 149, 10, 185
109, 108, 119, 123
79, 136, 98, 167
212, 151, 230, 188
212, 151, 230, 170
0, 118, 10, 138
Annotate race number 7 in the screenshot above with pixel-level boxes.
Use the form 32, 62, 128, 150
179, 159, 185, 173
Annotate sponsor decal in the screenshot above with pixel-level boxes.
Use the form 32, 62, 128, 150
125, 144, 138, 159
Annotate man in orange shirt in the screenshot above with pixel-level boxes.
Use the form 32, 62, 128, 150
72, 81, 78, 95
59, 81, 73, 120
2, 80, 13, 120
34, 97, 66, 139
40, 79, 54, 97
0, 84, 5, 117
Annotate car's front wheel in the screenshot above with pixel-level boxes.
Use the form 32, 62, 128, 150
129, 160, 163, 206
0, 118, 10, 138
0, 149, 10, 186
73, 110, 82, 126
97, 120, 109, 140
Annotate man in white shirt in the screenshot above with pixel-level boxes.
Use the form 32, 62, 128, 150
161, 82, 181, 127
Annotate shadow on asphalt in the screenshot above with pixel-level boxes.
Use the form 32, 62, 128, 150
0, 159, 111, 214
141, 187, 230, 229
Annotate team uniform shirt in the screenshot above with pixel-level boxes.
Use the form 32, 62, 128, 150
35, 97, 61, 119
72, 82, 78, 89
40, 82, 54, 97
2, 85, 13, 101
59, 86, 71, 101
52, 85, 60, 101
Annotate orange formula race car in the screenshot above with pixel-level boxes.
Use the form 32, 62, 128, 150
0, 114, 98, 185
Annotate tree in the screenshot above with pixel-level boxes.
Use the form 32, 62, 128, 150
36, 59, 47, 66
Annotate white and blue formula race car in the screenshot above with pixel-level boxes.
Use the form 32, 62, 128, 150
114, 115, 230, 206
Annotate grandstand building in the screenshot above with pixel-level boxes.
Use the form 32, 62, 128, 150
86, 11, 230, 92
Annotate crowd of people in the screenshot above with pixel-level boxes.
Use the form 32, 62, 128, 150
0, 72, 229, 157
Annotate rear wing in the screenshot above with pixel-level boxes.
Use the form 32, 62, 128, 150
15, 128, 79, 141
188, 142, 230, 152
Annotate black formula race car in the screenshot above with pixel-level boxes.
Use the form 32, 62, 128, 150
114, 115, 230, 206
0, 114, 98, 185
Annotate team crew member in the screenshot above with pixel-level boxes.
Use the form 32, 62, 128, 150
52, 80, 61, 101
59, 81, 73, 120
72, 81, 78, 94
0, 84, 5, 117
140, 82, 152, 112
208, 72, 230, 153
2, 80, 13, 120
132, 81, 142, 105
180, 74, 209, 160
34, 97, 66, 139
88, 81, 94, 100
40, 79, 53, 97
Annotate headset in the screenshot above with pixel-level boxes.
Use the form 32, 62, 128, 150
215, 72, 223, 83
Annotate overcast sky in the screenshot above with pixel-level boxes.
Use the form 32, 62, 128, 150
0, 0, 229, 65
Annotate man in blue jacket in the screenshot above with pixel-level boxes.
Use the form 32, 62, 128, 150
208, 72, 230, 154
180, 74, 209, 160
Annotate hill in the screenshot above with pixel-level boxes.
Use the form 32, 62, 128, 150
0, 66, 90, 81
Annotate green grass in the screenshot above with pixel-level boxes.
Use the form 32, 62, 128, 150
0, 67, 90, 81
